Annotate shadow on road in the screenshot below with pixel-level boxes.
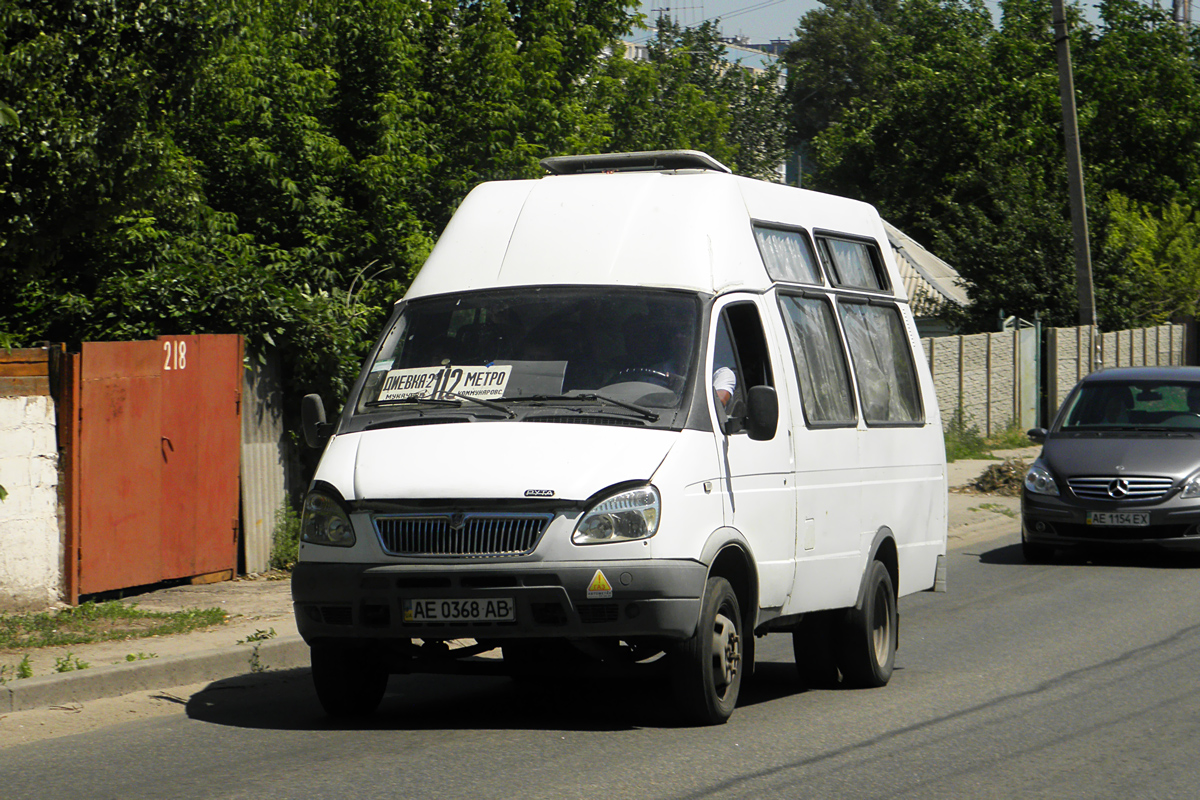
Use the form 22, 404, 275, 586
978, 541, 1200, 569
185, 658, 826, 733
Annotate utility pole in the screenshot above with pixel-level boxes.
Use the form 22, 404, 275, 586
1173, 0, 1191, 25
1051, 0, 1097, 326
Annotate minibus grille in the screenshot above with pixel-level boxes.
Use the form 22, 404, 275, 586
373, 512, 553, 557
1066, 476, 1173, 501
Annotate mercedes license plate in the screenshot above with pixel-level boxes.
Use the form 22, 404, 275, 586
1087, 511, 1149, 527
403, 598, 515, 623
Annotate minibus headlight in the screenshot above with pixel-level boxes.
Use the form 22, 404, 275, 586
1024, 465, 1060, 497
301, 491, 356, 547
1181, 473, 1200, 499
573, 486, 661, 545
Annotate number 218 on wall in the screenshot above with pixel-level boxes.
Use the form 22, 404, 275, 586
163, 339, 187, 371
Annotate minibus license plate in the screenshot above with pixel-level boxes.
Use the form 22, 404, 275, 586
1087, 511, 1149, 527
403, 598, 515, 623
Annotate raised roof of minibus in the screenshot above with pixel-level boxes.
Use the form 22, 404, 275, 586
403, 163, 905, 302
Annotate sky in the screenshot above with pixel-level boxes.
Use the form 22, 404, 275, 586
635, 1, 821, 43
634, 0, 1116, 42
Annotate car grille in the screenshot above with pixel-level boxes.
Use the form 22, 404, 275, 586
1066, 476, 1174, 502
373, 512, 553, 557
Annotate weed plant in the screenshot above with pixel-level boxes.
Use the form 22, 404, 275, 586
270, 500, 302, 571
54, 653, 90, 672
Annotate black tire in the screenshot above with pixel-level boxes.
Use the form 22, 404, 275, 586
792, 610, 840, 689
836, 560, 897, 689
671, 576, 744, 725
310, 645, 389, 718
1021, 530, 1056, 563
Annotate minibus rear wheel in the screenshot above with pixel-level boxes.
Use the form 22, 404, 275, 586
310, 644, 389, 717
836, 560, 896, 688
671, 576, 743, 725
792, 610, 840, 688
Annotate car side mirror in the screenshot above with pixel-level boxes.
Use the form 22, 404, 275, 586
1027, 427, 1047, 444
302, 393, 333, 449
745, 385, 779, 441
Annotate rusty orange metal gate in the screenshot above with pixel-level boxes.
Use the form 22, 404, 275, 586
66, 335, 243, 598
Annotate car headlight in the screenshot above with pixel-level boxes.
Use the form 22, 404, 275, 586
1182, 474, 1200, 499
301, 491, 356, 547
1024, 464, 1060, 497
573, 486, 661, 545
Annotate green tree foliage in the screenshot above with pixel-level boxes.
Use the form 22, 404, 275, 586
1105, 192, 1200, 323
787, 0, 1200, 332
589, 18, 790, 179
1, 0, 790, 404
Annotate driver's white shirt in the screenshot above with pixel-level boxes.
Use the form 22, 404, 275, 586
713, 366, 736, 396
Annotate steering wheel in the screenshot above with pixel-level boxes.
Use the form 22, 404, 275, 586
612, 368, 684, 392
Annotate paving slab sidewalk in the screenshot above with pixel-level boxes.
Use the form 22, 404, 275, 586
0, 446, 1040, 714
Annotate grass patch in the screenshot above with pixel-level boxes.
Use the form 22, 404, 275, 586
0, 601, 227, 650
970, 502, 1019, 518
945, 411, 1032, 462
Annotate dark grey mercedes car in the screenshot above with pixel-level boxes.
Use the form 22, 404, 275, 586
1022, 366, 1200, 562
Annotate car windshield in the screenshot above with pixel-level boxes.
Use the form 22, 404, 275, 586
356, 286, 701, 418
1059, 380, 1200, 431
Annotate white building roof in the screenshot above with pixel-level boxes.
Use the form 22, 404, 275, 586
883, 220, 970, 317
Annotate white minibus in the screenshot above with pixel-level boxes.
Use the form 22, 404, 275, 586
295, 150, 948, 724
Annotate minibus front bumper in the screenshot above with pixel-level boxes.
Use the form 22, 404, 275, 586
292, 560, 708, 645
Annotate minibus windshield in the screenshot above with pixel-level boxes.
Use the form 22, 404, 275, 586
357, 287, 701, 418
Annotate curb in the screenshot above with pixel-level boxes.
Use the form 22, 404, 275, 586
1, 636, 310, 714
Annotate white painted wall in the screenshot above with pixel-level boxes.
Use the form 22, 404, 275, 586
0, 396, 61, 610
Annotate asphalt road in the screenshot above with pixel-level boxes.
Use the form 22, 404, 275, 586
4, 528, 1200, 800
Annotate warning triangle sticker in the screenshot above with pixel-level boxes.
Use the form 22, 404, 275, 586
587, 569, 613, 599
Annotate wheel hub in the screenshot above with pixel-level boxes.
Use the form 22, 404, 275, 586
712, 612, 741, 687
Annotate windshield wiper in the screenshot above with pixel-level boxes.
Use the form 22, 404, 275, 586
521, 393, 659, 422
366, 393, 516, 419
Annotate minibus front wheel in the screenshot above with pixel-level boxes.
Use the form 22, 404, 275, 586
310, 644, 389, 718
671, 576, 743, 725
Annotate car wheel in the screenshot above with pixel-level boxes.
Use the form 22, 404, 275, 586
792, 610, 840, 688
1021, 528, 1056, 563
671, 576, 743, 725
836, 560, 897, 689
310, 645, 389, 718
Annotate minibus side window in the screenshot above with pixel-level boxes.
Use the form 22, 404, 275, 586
779, 294, 857, 426
838, 302, 924, 425
816, 236, 889, 292
753, 225, 823, 285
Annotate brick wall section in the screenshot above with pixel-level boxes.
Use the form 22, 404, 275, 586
0, 395, 60, 610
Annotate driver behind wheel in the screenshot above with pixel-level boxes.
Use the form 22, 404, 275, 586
611, 310, 692, 390
1188, 385, 1200, 414
612, 307, 734, 405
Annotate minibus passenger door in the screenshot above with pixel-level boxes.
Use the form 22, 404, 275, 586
710, 300, 797, 609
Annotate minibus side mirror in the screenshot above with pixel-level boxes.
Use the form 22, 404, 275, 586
745, 385, 779, 441
302, 393, 333, 449
1027, 427, 1047, 444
